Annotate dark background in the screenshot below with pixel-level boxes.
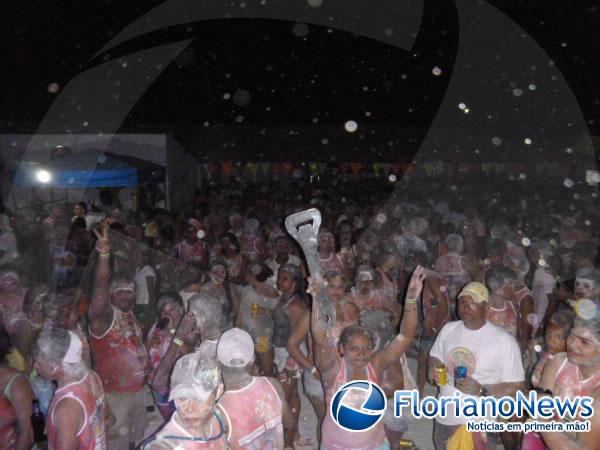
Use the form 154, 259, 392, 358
1, 1, 598, 162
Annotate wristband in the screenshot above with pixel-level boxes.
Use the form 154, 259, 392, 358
98, 252, 110, 258
173, 337, 184, 347
405, 298, 417, 304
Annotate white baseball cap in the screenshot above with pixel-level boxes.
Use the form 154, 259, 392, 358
169, 349, 221, 402
217, 328, 254, 368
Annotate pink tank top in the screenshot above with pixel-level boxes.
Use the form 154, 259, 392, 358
327, 304, 357, 347
176, 240, 208, 266
350, 289, 387, 312
523, 354, 600, 450
486, 300, 518, 336
90, 307, 149, 392
145, 412, 228, 449
47, 371, 107, 450
217, 377, 284, 450
321, 359, 388, 450
146, 323, 173, 384
555, 356, 600, 400
435, 253, 470, 300
241, 235, 265, 261
319, 253, 345, 274
514, 286, 532, 304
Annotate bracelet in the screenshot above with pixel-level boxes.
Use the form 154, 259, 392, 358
406, 298, 417, 304
173, 337, 184, 347
98, 252, 110, 257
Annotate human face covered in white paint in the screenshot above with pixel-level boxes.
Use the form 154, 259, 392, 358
209, 264, 227, 285
575, 276, 599, 301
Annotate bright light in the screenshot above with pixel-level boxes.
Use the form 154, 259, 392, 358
35, 169, 52, 183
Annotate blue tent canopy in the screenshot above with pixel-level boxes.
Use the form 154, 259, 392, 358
14, 150, 139, 188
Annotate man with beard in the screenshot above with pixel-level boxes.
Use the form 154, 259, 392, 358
538, 316, 600, 449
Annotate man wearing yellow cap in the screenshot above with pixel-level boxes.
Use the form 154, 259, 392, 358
428, 282, 526, 450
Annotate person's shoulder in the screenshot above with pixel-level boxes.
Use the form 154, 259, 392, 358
484, 322, 520, 345
437, 320, 462, 337
441, 320, 462, 331
88, 369, 104, 387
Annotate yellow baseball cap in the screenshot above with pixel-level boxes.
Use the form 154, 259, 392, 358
458, 282, 489, 303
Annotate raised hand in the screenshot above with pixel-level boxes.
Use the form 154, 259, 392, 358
306, 276, 323, 297
406, 265, 426, 300
175, 313, 197, 340
92, 224, 111, 254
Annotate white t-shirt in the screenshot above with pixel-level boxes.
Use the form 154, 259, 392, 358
532, 267, 555, 328
134, 265, 156, 305
429, 320, 525, 426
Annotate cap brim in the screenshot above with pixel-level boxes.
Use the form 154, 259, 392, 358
458, 291, 487, 303
169, 383, 212, 402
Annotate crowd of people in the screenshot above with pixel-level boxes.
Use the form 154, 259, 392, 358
0, 173, 599, 450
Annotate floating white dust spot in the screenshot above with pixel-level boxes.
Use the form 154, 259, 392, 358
344, 120, 358, 133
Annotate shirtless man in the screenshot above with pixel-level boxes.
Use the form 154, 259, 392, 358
286, 270, 359, 442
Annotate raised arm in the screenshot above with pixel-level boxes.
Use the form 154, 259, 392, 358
50, 399, 83, 450
12, 375, 34, 450
374, 266, 425, 371
88, 225, 113, 334
308, 277, 337, 376
151, 313, 198, 392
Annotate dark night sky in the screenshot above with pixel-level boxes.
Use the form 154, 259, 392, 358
1, 0, 598, 162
